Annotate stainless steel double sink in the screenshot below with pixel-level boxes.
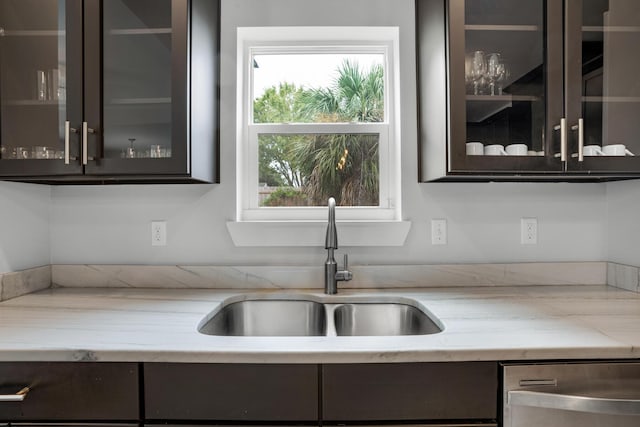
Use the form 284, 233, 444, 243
197, 295, 444, 337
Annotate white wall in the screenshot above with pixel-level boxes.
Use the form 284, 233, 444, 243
606, 180, 640, 266
0, 182, 51, 273
48, 0, 609, 266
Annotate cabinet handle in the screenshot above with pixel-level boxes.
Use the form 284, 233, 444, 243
82, 122, 95, 165
64, 121, 78, 165
0, 386, 29, 402
509, 389, 640, 416
554, 118, 568, 162
571, 118, 584, 162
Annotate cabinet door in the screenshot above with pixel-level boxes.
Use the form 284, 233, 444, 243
83, 0, 189, 177
0, 0, 84, 177
418, 0, 565, 180
322, 362, 498, 422
0, 362, 139, 421
565, 0, 640, 174
144, 363, 319, 422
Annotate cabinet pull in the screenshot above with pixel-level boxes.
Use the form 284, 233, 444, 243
82, 122, 96, 165
509, 389, 640, 416
0, 386, 29, 402
553, 118, 568, 162
571, 118, 584, 162
64, 121, 78, 165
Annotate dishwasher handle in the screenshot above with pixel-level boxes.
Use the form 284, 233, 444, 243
508, 389, 640, 416
0, 386, 30, 402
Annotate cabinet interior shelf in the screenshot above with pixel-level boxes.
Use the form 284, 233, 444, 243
583, 96, 640, 103
582, 25, 640, 33
0, 29, 64, 37
4, 99, 65, 106
466, 94, 539, 123
108, 97, 171, 105
467, 94, 539, 102
464, 24, 540, 32
108, 28, 172, 36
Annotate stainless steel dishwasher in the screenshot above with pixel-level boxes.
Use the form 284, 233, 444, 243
503, 361, 640, 426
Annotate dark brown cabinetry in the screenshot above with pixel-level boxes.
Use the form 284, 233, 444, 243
0, 362, 139, 422
144, 362, 497, 426
0, 0, 218, 183
418, 0, 640, 181
323, 362, 497, 423
144, 363, 319, 422
2, 362, 497, 426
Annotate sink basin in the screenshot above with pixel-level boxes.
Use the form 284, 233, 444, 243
334, 303, 443, 336
198, 295, 443, 337
198, 299, 326, 336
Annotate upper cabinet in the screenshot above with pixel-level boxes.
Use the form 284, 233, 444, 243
0, 0, 218, 183
418, 0, 640, 181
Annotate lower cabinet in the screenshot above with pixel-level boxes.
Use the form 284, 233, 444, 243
323, 362, 498, 424
0, 362, 139, 422
144, 362, 497, 426
2, 361, 497, 427
144, 363, 319, 422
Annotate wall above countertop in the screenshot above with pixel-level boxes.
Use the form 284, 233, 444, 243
1, 0, 639, 279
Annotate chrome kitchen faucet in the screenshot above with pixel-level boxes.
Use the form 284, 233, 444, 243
324, 197, 353, 294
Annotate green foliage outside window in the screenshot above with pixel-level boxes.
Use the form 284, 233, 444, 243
255, 60, 384, 207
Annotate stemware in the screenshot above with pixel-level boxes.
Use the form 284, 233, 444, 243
125, 138, 136, 158
486, 53, 501, 96
495, 60, 510, 95
470, 51, 486, 95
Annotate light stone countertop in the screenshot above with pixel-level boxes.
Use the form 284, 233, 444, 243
0, 285, 638, 363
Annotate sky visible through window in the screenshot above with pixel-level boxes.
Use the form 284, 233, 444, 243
252, 53, 384, 100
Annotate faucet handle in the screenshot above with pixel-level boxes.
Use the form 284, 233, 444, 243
336, 254, 353, 282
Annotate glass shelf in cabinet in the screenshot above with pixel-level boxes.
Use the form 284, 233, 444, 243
107, 97, 171, 105
464, 24, 540, 32
107, 28, 172, 36
3, 100, 66, 106
0, 29, 65, 37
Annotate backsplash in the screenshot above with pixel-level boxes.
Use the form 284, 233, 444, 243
6, 262, 640, 302
51, 262, 607, 289
10, 262, 640, 303
0, 265, 50, 302
607, 262, 640, 293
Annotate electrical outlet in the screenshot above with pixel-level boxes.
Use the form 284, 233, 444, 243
521, 217, 537, 245
151, 221, 167, 246
431, 219, 447, 245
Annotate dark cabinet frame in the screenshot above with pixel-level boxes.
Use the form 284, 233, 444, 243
418, 0, 640, 181
0, 0, 219, 184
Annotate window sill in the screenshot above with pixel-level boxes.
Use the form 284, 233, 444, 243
227, 220, 411, 247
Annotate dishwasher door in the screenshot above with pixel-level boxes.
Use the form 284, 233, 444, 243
503, 362, 640, 427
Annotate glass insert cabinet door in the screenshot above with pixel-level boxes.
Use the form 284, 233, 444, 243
0, 0, 83, 176
85, 0, 187, 176
447, 0, 564, 174
565, 0, 640, 173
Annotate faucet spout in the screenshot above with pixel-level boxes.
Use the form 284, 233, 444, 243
324, 197, 352, 294
325, 197, 338, 249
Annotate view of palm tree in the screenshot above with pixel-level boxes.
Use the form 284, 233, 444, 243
255, 59, 384, 207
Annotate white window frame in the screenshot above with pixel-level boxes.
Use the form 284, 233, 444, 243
237, 27, 401, 222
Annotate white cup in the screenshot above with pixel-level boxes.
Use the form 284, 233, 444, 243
466, 142, 484, 156
583, 145, 604, 156
506, 143, 528, 156
484, 144, 507, 156
602, 144, 635, 157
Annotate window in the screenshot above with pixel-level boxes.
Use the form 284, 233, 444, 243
237, 27, 401, 221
